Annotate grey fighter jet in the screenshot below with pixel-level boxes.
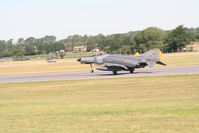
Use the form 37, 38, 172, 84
77, 49, 166, 75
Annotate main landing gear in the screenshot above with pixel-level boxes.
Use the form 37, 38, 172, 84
112, 70, 118, 75
112, 68, 134, 75
129, 68, 134, 73
90, 64, 94, 73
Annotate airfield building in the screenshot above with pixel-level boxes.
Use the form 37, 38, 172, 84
185, 42, 199, 51
73, 45, 87, 52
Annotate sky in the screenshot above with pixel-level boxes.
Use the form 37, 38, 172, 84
0, 0, 199, 41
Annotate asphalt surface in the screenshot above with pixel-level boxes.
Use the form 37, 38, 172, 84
0, 65, 199, 83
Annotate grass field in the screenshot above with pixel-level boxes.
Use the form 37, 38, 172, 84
0, 59, 89, 75
0, 74, 199, 133
0, 52, 199, 75
161, 53, 199, 66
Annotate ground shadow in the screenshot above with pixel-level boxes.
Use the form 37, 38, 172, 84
93, 71, 153, 76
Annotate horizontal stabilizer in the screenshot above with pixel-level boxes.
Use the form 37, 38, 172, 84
156, 61, 166, 66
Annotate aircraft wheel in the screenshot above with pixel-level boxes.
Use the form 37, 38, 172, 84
113, 70, 118, 75
129, 68, 134, 73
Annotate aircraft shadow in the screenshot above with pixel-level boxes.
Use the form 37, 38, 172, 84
94, 71, 152, 76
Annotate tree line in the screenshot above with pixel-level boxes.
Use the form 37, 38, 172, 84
0, 25, 199, 58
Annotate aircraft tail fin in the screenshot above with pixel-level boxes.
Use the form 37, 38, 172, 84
140, 49, 166, 67
140, 49, 160, 60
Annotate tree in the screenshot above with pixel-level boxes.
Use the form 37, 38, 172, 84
54, 42, 65, 51
0, 26, 198, 56
117, 46, 131, 54
25, 45, 36, 55
166, 25, 194, 52
0, 51, 10, 57
133, 27, 166, 51
16, 38, 25, 46
86, 36, 96, 51
24, 37, 36, 45
43, 35, 56, 44
195, 27, 199, 41
103, 46, 110, 52
0, 40, 7, 52
94, 34, 106, 49
13, 50, 24, 60
109, 34, 123, 51
59, 50, 66, 59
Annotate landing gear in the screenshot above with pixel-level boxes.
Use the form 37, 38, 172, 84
90, 64, 94, 73
129, 68, 135, 73
113, 70, 118, 75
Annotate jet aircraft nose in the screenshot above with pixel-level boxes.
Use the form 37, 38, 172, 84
77, 58, 81, 62
77, 57, 96, 64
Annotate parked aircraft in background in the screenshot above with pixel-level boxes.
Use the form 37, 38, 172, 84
77, 49, 166, 75
47, 58, 56, 63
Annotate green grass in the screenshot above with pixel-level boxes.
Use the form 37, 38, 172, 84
0, 59, 89, 75
0, 75, 199, 133
161, 54, 199, 66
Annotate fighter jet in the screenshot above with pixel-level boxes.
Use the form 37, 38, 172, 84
77, 49, 166, 75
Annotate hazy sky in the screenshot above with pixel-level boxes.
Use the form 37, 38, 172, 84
0, 0, 198, 40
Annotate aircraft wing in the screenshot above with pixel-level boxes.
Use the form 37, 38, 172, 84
97, 63, 128, 71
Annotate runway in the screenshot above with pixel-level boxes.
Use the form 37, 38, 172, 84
0, 65, 199, 83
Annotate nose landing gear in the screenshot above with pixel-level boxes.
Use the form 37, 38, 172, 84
90, 64, 94, 73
